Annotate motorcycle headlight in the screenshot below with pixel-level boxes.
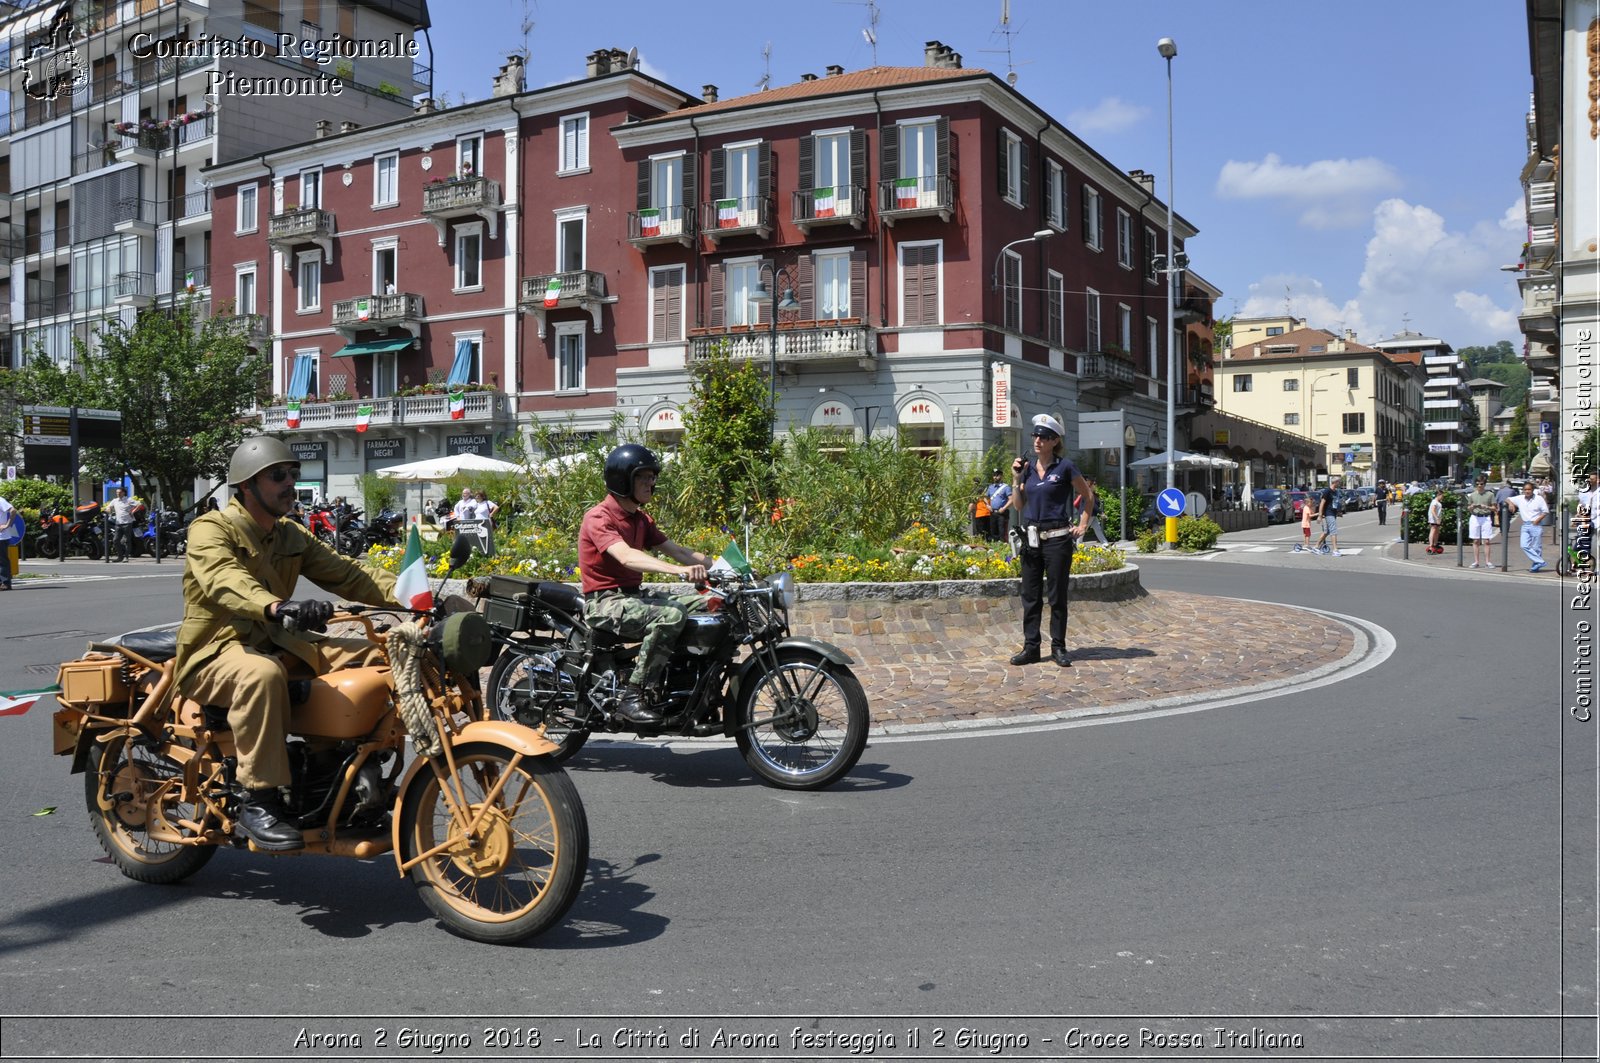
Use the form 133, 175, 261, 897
769, 570, 797, 610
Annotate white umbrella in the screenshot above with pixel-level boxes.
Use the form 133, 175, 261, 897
1128, 450, 1236, 470
376, 453, 528, 482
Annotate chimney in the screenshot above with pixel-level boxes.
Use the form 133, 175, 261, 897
315, 119, 331, 138
926, 43, 963, 69
924, 40, 942, 66
1128, 169, 1155, 194
339, 121, 358, 133
1252, 344, 1262, 358
702, 83, 719, 103
1344, 328, 1356, 341
586, 49, 606, 77
800, 73, 817, 82
492, 54, 525, 96
826, 64, 844, 77
414, 97, 437, 115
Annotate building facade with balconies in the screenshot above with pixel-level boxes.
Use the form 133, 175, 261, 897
0, 0, 431, 387
1369, 330, 1475, 480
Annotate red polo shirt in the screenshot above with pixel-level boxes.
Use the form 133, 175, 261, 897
578, 494, 666, 593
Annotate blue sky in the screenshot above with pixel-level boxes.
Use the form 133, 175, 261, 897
430, 0, 1532, 350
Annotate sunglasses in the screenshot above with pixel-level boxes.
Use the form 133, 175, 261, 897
261, 465, 301, 483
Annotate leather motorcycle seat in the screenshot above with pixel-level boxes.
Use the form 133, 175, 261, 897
114, 629, 177, 663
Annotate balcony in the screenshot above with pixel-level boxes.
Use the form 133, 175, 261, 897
1527, 223, 1557, 264
224, 313, 268, 345
173, 263, 210, 291
1421, 353, 1460, 367
1176, 382, 1215, 410
1517, 278, 1558, 343
331, 292, 424, 342
24, 293, 71, 319
792, 185, 867, 233
1526, 180, 1556, 226
1425, 420, 1462, 433
175, 112, 216, 149
0, 223, 22, 260
172, 189, 211, 225
628, 204, 695, 248
1174, 297, 1211, 326
519, 270, 611, 337
702, 196, 773, 242
1076, 351, 1137, 394
689, 321, 876, 372
112, 198, 157, 234
113, 271, 154, 307
877, 175, 954, 225
267, 207, 335, 265
259, 390, 514, 433
420, 176, 502, 246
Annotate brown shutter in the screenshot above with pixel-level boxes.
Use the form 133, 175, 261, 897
850, 129, 867, 198
1019, 142, 1030, 207
682, 152, 697, 229
665, 266, 682, 340
996, 130, 1008, 198
758, 140, 772, 200
796, 252, 813, 320
651, 269, 669, 340
798, 135, 814, 193
921, 246, 939, 324
636, 159, 650, 210
709, 260, 724, 328
850, 248, 867, 320
710, 148, 725, 202
880, 124, 898, 209
936, 116, 950, 176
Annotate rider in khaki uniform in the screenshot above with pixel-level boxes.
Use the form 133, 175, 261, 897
176, 437, 399, 851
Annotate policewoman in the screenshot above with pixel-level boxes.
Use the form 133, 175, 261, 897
1007, 413, 1094, 667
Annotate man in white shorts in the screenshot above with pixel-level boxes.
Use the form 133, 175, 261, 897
1464, 476, 1498, 568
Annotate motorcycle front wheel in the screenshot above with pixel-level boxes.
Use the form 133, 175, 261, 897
485, 647, 590, 761
85, 735, 215, 884
398, 741, 588, 945
34, 534, 58, 560
735, 651, 869, 790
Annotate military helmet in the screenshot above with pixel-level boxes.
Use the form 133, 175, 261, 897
228, 436, 297, 486
603, 443, 661, 498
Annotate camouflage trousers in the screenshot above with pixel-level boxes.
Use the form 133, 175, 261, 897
585, 588, 707, 689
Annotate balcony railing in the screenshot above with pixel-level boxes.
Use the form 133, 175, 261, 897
0, 224, 23, 259
792, 185, 867, 231
23, 225, 73, 255
702, 195, 773, 241
1527, 180, 1556, 226
1076, 352, 1137, 390
628, 204, 695, 247
260, 390, 513, 432
176, 113, 216, 147
112, 197, 158, 232
224, 313, 267, 343
332, 292, 424, 339
174, 263, 210, 290
24, 294, 71, 318
689, 322, 876, 370
520, 270, 610, 337
114, 271, 154, 305
174, 189, 211, 221
1424, 421, 1462, 433
420, 176, 501, 245
877, 175, 954, 224
267, 207, 335, 263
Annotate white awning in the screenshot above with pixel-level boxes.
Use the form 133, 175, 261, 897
810, 401, 853, 428
646, 407, 683, 433
898, 398, 944, 426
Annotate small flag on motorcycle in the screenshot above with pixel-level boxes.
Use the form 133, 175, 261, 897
395, 524, 434, 611
719, 540, 753, 576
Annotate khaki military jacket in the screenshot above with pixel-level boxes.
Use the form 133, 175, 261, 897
175, 497, 398, 688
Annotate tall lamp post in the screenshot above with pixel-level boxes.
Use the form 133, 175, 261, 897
1308, 369, 1342, 485
749, 264, 800, 442
991, 229, 1054, 290
1158, 36, 1178, 507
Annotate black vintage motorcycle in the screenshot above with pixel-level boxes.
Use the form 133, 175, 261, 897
478, 569, 869, 790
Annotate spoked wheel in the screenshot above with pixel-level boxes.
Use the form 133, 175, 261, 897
398, 741, 588, 944
735, 651, 869, 790
485, 648, 590, 761
85, 735, 215, 884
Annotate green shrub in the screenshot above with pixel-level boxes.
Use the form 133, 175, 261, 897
1136, 528, 1161, 553
1403, 491, 1463, 545
4, 478, 72, 514
1097, 484, 1148, 541
1175, 515, 1222, 550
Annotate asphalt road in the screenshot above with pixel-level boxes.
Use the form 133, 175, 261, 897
0, 552, 1591, 1061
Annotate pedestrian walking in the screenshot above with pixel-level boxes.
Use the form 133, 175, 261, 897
1312, 476, 1342, 556
1375, 482, 1388, 526
1507, 480, 1550, 572
0, 493, 17, 590
106, 487, 138, 562
1294, 493, 1314, 552
1425, 488, 1446, 555
1465, 476, 1497, 568
1077, 478, 1110, 544
969, 478, 991, 540
1006, 414, 1093, 668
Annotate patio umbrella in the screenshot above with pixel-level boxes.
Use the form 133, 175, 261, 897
1127, 450, 1237, 470
376, 453, 528, 482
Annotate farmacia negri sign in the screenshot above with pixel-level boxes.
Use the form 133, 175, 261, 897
127, 31, 418, 96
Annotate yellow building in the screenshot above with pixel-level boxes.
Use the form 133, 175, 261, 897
1213, 327, 1428, 486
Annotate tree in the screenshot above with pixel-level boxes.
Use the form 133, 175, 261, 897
1502, 398, 1532, 475
1570, 421, 1600, 481
4, 296, 267, 509
667, 343, 775, 528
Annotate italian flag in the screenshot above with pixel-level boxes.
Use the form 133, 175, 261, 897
0, 688, 52, 717
895, 176, 918, 205
543, 276, 561, 308
285, 400, 301, 429
356, 298, 371, 322
812, 187, 835, 218
716, 198, 739, 228
639, 207, 660, 236
448, 388, 465, 419
720, 540, 753, 576
355, 403, 372, 433
394, 523, 433, 611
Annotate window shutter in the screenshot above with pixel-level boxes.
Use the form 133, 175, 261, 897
666, 268, 682, 339
996, 131, 1008, 198
682, 153, 697, 226
709, 261, 724, 328
1019, 143, 1030, 207
651, 270, 669, 340
757, 258, 774, 324
936, 116, 951, 176
710, 148, 725, 201
796, 252, 813, 320
758, 140, 772, 198
921, 246, 939, 324
636, 159, 650, 210
1081, 184, 1090, 232
798, 135, 814, 192
880, 124, 898, 183
850, 248, 867, 320
850, 129, 867, 196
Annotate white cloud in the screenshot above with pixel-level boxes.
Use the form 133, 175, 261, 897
1066, 96, 1147, 134
1216, 153, 1402, 229
1234, 275, 1367, 338
1453, 291, 1519, 336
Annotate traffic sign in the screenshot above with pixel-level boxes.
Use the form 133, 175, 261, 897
1185, 491, 1208, 517
1156, 488, 1186, 518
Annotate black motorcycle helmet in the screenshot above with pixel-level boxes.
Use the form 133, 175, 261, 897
603, 443, 661, 499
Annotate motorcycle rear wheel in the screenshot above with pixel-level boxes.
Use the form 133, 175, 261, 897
85, 736, 215, 884
398, 742, 588, 944
35, 534, 59, 560
735, 651, 869, 790
485, 647, 590, 761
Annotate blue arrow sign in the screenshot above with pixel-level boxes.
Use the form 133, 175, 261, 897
1157, 487, 1186, 518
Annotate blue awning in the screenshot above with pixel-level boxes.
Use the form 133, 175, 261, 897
334, 337, 414, 357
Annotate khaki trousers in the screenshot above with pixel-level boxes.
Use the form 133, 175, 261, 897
182, 637, 381, 789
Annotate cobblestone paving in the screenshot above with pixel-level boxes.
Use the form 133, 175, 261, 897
789, 591, 1355, 729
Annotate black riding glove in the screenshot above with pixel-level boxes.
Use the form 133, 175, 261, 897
274, 599, 334, 633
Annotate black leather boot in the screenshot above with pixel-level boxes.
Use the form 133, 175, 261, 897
616, 685, 662, 725
1009, 647, 1041, 666
236, 789, 304, 851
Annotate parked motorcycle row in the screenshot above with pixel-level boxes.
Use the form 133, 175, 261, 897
297, 503, 406, 556
31, 502, 189, 561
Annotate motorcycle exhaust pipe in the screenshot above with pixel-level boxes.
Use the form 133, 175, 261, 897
245, 833, 393, 858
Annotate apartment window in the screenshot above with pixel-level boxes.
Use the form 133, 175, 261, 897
724, 142, 759, 206
451, 332, 483, 385
1081, 185, 1102, 250
372, 350, 398, 398
236, 184, 258, 233
814, 250, 851, 321
1001, 249, 1022, 332
724, 258, 760, 327
896, 118, 940, 201
1284, 413, 1300, 425
1084, 287, 1101, 352
1046, 270, 1065, 347
1283, 378, 1300, 391
559, 113, 589, 173
814, 130, 852, 204
373, 152, 398, 206
555, 323, 585, 391
373, 241, 397, 293
1116, 208, 1133, 268
454, 223, 482, 290
1347, 367, 1359, 388
1144, 226, 1158, 282
1342, 412, 1366, 434
1045, 160, 1065, 230
235, 266, 257, 316
555, 210, 586, 273
899, 241, 941, 327
999, 129, 1024, 206
296, 252, 320, 312
1266, 326, 1284, 336
457, 134, 482, 176
1233, 375, 1253, 392
650, 154, 683, 219
299, 168, 321, 209
1118, 304, 1132, 352
1147, 316, 1158, 372
649, 265, 684, 342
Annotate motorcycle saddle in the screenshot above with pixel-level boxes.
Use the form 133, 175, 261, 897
113, 629, 177, 663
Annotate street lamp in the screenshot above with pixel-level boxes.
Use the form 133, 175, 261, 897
1308, 370, 1342, 484
749, 263, 801, 441
1158, 36, 1178, 506
990, 228, 1054, 291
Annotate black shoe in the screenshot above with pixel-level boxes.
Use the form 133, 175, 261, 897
235, 790, 304, 852
1051, 649, 1072, 667
1009, 648, 1041, 666
616, 686, 662, 725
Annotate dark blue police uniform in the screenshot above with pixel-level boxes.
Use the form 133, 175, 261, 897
1017, 455, 1081, 659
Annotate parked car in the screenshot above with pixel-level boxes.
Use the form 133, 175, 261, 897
1286, 490, 1313, 518
1252, 488, 1289, 524
1339, 488, 1364, 512
1356, 487, 1376, 508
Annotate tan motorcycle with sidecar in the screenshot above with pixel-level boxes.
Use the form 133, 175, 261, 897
50, 537, 589, 945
